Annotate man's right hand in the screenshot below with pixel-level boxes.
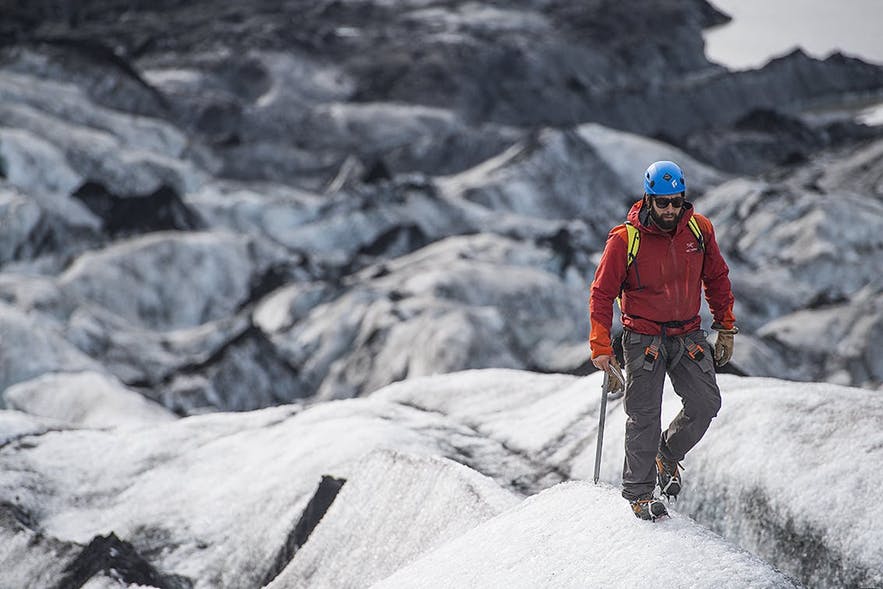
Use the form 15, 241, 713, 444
592, 355, 613, 372
592, 355, 625, 395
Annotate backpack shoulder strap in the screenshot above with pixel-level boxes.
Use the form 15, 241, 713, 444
687, 216, 705, 252
615, 222, 642, 309
624, 222, 640, 269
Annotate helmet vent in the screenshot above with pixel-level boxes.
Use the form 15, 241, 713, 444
662, 173, 672, 181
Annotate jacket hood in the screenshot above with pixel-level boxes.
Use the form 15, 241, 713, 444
626, 198, 695, 235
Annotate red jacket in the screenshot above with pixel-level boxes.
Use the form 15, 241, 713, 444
589, 200, 736, 358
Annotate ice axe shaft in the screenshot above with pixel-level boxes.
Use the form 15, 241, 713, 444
593, 372, 609, 484
593, 367, 624, 484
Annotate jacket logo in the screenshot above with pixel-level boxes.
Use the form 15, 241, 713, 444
686, 242, 699, 254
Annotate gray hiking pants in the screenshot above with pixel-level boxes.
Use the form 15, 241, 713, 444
620, 328, 722, 501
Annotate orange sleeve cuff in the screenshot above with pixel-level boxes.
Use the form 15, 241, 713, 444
716, 308, 736, 331
590, 322, 614, 358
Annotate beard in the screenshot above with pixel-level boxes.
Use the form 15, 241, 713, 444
649, 206, 681, 231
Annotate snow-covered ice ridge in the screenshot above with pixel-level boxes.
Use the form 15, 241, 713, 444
2, 369, 880, 588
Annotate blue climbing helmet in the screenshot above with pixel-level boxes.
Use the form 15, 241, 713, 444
643, 161, 686, 196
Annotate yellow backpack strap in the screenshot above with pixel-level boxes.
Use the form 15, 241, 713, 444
687, 217, 705, 252
617, 223, 640, 310
625, 222, 640, 269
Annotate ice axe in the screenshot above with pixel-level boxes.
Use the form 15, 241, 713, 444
593, 363, 625, 484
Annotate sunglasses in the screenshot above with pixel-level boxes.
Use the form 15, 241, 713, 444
653, 195, 685, 209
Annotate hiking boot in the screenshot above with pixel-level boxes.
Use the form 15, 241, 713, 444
629, 494, 668, 521
656, 454, 683, 499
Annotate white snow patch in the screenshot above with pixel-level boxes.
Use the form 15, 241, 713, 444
0, 409, 69, 446
3, 371, 176, 428
267, 449, 518, 589
374, 369, 591, 462
375, 482, 796, 589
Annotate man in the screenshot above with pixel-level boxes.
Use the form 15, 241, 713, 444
589, 160, 737, 521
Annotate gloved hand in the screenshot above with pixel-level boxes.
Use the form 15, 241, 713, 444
712, 323, 739, 366
592, 355, 625, 396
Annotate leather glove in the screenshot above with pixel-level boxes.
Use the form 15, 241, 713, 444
712, 323, 738, 367
605, 358, 625, 398
593, 355, 625, 396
